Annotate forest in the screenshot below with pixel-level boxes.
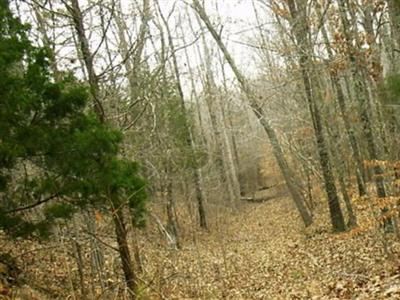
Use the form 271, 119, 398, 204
1, 0, 400, 299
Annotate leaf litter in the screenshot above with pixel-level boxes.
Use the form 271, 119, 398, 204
1, 195, 400, 299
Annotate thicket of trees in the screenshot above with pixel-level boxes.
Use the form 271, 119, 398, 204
1, 0, 400, 298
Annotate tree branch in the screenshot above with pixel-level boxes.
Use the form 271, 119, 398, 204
6, 194, 59, 214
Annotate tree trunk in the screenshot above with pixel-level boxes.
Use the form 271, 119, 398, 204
194, 169, 208, 229
68, 0, 105, 122
193, 0, 312, 227
114, 0, 150, 104
203, 88, 237, 203
199, 28, 241, 202
72, 220, 88, 299
338, 0, 392, 231
112, 207, 137, 298
286, 0, 345, 231
325, 111, 358, 228
66, 0, 138, 292
316, 2, 367, 196
157, 3, 208, 229
85, 209, 105, 290
179, 20, 209, 229
165, 178, 180, 249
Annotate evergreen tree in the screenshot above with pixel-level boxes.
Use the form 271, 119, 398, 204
0, 1, 147, 238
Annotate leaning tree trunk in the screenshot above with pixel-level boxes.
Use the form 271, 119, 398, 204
338, 0, 390, 223
192, 0, 313, 227
323, 107, 358, 228
68, 0, 105, 122
66, 0, 138, 296
194, 10, 242, 200
201, 30, 242, 202
32, 3, 106, 293
33, 6, 92, 295
316, 2, 367, 196
157, 3, 208, 229
112, 206, 137, 296
180, 48, 209, 229
190, 14, 238, 203
203, 83, 237, 203
287, 0, 346, 231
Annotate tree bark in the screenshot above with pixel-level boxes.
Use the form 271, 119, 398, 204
338, 0, 393, 231
68, 0, 105, 122
325, 111, 358, 228
66, 0, 138, 293
192, 0, 313, 227
112, 207, 137, 298
286, 0, 345, 231
157, 2, 208, 229
200, 30, 242, 202
165, 177, 180, 249
316, 2, 367, 196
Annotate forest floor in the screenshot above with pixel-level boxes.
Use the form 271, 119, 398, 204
2, 191, 400, 299
142, 195, 400, 299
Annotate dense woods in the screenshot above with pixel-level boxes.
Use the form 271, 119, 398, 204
1, 0, 400, 298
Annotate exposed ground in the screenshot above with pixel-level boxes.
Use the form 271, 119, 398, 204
1, 193, 400, 299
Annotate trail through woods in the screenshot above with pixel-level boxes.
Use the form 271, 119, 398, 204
145, 197, 400, 299
3, 195, 400, 299
3, 0, 400, 299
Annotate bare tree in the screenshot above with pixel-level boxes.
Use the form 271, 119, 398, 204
284, 0, 345, 231
65, 0, 138, 296
192, 0, 313, 227
156, 1, 208, 230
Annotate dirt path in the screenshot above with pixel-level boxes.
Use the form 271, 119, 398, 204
145, 197, 400, 299
3, 196, 400, 299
